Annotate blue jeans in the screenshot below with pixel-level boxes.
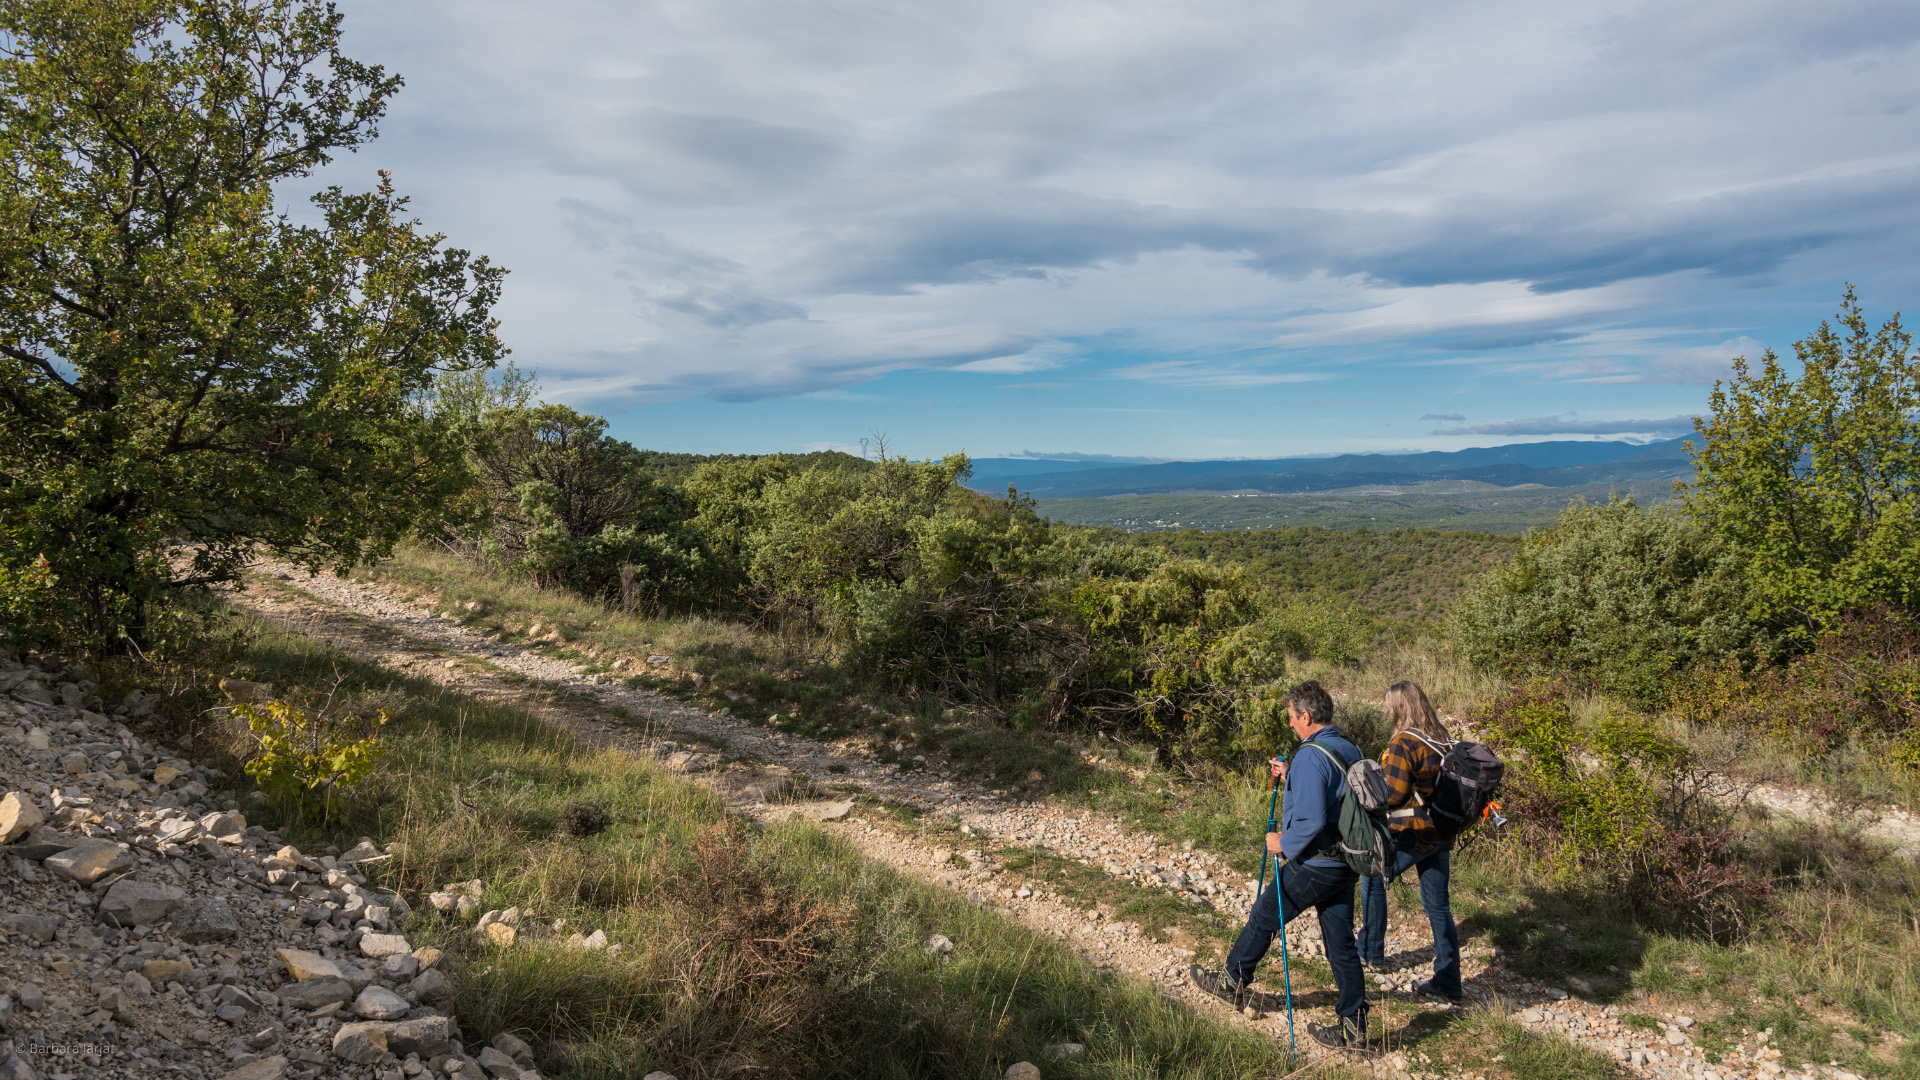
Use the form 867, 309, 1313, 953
1358, 837, 1461, 997
1224, 859, 1365, 1019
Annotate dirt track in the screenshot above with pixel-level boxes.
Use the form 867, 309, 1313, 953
224, 564, 1874, 1080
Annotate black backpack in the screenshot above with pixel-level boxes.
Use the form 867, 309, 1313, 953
1405, 732, 1506, 837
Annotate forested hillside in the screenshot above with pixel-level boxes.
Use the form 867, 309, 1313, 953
1094, 526, 1521, 625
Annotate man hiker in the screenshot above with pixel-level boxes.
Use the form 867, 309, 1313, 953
1190, 679, 1370, 1050
1357, 679, 1464, 1002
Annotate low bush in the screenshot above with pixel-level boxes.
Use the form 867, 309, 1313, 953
1671, 607, 1920, 759
1471, 681, 1771, 940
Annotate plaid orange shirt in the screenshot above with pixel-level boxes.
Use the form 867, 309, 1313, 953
1380, 730, 1448, 843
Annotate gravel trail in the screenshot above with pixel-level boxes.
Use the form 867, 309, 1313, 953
223, 564, 1878, 1080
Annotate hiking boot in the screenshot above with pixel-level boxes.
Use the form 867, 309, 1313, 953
1308, 1009, 1371, 1054
1187, 965, 1248, 1008
1412, 978, 1465, 1004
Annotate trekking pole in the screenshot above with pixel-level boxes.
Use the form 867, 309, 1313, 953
1275, 854, 1296, 1060
1260, 756, 1296, 1061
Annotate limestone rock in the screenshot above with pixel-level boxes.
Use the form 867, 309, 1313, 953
338, 839, 382, 865
43, 837, 134, 884
277, 949, 349, 982
332, 1022, 389, 1064
199, 810, 246, 836
3, 914, 56, 942
143, 958, 194, 983
99, 878, 186, 926
1004, 1064, 1041, 1080
278, 977, 353, 1011
173, 896, 241, 942
491, 1032, 535, 1067
353, 985, 410, 1021
6, 826, 79, 860
409, 968, 451, 1001
478, 1047, 523, 1079
152, 764, 183, 786
0, 792, 42, 844
0, 1050, 39, 1080
641, 1074, 678, 1080
483, 922, 517, 947
219, 1055, 288, 1080
358, 932, 410, 958
386, 1015, 454, 1058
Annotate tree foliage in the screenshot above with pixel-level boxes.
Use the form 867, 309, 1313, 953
0, 0, 503, 648
1685, 288, 1920, 627
1453, 496, 1767, 707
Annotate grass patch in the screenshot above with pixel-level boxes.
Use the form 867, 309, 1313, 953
173, 606, 1321, 1080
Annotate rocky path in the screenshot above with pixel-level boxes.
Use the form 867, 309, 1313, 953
222, 565, 1879, 1080
0, 654, 536, 1080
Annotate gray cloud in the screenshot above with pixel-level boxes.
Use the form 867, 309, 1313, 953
1421, 413, 1467, 422
322, 0, 1920, 416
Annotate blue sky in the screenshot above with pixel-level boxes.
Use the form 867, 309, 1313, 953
315, 0, 1920, 460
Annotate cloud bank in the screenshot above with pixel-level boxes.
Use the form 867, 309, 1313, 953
318, 0, 1920, 452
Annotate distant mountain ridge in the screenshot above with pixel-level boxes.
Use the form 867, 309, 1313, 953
969, 438, 1693, 499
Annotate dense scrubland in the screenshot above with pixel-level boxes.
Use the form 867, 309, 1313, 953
6, 1, 1920, 1076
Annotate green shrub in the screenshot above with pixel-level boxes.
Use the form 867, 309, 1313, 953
1671, 606, 1920, 756
1472, 682, 1771, 939
1454, 496, 1769, 708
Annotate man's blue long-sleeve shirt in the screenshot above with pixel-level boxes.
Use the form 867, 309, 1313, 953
1281, 725, 1363, 868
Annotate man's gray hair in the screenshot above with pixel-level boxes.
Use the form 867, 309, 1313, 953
1287, 680, 1334, 727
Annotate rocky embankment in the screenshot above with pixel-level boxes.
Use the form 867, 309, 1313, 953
0, 648, 542, 1080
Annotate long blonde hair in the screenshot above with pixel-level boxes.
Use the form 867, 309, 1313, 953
1385, 680, 1449, 742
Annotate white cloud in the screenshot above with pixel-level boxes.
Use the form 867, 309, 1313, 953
319, 0, 1920, 412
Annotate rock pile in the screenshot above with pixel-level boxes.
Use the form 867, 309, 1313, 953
0, 648, 541, 1080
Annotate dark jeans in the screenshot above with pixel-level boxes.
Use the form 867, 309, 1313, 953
1224, 859, 1365, 1019
1358, 837, 1461, 996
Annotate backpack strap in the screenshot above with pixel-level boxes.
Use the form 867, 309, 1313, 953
1299, 740, 1355, 858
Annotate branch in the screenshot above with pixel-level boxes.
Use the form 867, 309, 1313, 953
0, 343, 79, 394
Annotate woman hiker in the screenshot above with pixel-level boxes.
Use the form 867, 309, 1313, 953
1357, 679, 1464, 1002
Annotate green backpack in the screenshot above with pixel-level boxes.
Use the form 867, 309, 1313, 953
1301, 741, 1398, 879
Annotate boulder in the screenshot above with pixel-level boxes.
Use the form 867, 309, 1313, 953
331, 1022, 389, 1064
483, 922, 516, 947
409, 968, 451, 1002
278, 977, 353, 1011
478, 1047, 522, 1079
5, 826, 79, 861
98, 879, 186, 927
44, 839, 134, 884
142, 959, 193, 983
358, 932, 410, 958
386, 1015, 454, 1058
173, 896, 241, 942
352, 985, 410, 1021
199, 810, 246, 836
491, 1032, 535, 1068
3, 914, 56, 942
0, 792, 42, 844
1004, 1064, 1041, 1080
276, 949, 348, 982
